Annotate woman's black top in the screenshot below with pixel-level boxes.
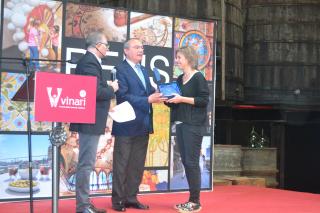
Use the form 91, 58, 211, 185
169, 71, 209, 126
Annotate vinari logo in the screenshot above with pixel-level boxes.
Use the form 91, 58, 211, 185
47, 87, 87, 109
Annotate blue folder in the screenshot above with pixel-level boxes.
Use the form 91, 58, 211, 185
153, 68, 181, 98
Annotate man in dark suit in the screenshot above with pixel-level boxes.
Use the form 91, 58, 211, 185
111, 38, 166, 211
70, 31, 118, 213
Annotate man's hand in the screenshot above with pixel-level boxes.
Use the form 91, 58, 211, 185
109, 80, 119, 92
148, 92, 167, 103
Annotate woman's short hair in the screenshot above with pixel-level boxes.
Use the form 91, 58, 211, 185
176, 46, 198, 69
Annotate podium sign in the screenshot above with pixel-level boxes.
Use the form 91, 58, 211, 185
35, 72, 97, 123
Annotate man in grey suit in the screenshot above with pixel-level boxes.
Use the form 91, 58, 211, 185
70, 31, 118, 213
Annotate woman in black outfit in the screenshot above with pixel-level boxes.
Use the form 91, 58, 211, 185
166, 46, 209, 213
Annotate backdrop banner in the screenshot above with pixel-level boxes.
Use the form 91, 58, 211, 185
0, 1, 216, 201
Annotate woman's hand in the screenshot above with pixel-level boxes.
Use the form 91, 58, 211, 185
165, 94, 195, 105
166, 93, 182, 104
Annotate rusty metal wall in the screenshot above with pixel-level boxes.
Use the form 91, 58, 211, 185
243, 0, 320, 106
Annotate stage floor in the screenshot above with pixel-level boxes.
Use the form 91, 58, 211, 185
1, 185, 320, 213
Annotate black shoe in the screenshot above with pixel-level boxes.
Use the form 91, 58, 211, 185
125, 201, 149, 210
77, 204, 106, 213
112, 202, 126, 212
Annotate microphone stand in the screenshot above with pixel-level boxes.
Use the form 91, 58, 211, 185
0, 56, 74, 213
22, 57, 34, 213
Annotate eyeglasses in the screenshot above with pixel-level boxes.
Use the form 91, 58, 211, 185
97, 42, 110, 49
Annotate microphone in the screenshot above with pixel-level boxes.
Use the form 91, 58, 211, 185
95, 46, 106, 58
111, 68, 117, 81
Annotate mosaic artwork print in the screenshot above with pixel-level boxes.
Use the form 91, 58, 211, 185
2, 0, 63, 72
130, 12, 172, 47
169, 136, 212, 190
65, 3, 127, 42
145, 103, 170, 167
0, 72, 51, 131
173, 18, 214, 80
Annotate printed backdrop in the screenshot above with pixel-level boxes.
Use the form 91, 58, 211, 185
0, 1, 216, 201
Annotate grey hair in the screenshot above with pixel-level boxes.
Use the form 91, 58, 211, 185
123, 38, 140, 49
85, 31, 105, 48
176, 46, 199, 70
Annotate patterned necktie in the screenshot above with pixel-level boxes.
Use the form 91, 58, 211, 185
135, 64, 146, 89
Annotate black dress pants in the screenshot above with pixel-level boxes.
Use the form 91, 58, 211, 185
176, 123, 203, 204
112, 135, 149, 204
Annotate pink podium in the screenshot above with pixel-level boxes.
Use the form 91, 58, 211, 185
35, 71, 97, 123
34, 72, 97, 213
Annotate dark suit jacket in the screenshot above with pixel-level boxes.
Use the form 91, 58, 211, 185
69, 51, 115, 135
112, 60, 155, 136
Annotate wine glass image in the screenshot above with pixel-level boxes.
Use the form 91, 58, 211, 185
94, 167, 102, 189
39, 164, 50, 181
8, 165, 19, 181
